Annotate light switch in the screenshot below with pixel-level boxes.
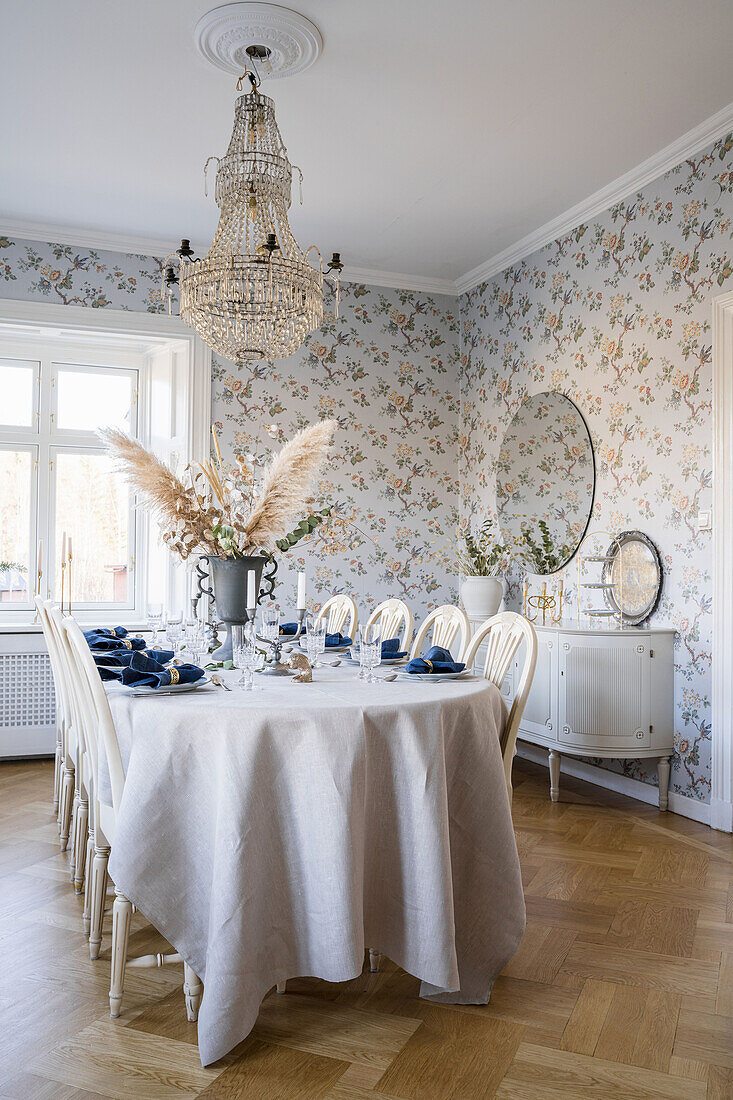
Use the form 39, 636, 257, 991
697, 510, 712, 531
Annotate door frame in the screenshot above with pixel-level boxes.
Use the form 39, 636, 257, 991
712, 290, 733, 831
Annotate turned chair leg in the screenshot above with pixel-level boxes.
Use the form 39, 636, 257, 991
58, 763, 74, 852
89, 845, 111, 961
82, 832, 94, 935
368, 949, 382, 973
109, 890, 132, 1018
53, 742, 62, 816
72, 798, 88, 894
69, 790, 80, 882
183, 963, 203, 1021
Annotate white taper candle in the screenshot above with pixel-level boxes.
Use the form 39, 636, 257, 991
61, 531, 67, 562
297, 571, 306, 610
37, 540, 43, 574
246, 569, 256, 610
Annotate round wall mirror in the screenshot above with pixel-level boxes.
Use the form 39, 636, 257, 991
496, 391, 595, 574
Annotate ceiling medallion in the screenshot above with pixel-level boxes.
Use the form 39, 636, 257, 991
164, 7, 341, 365
194, 2, 322, 79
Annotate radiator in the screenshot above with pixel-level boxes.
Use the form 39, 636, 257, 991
0, 635, 57, 757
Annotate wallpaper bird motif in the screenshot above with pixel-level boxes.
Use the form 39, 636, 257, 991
460, 131, 733, 803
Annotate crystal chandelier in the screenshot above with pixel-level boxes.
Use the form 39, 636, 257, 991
164, 60, 342, 364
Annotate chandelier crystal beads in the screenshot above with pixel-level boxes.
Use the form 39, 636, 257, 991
167, 77, 341, 365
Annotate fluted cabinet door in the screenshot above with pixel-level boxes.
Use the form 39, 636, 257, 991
558, 633, 651, 751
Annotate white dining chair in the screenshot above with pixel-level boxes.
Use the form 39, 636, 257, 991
409, 604, 470, 661
314, 593, 359, 638
462, 612, 538, 804
364, 598, 414, 651
35, 597, 78, 858
62, 614, 203, 1022
42, 602, 91, 896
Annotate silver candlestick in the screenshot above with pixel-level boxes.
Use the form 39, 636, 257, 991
256, 608, 306, 676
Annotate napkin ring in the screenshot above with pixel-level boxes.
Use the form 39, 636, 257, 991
423, 658, 434, 672
169, 667, 180, 685
122, 638, 132, 649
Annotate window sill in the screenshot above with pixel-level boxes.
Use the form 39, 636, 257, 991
0, 620, 150, 635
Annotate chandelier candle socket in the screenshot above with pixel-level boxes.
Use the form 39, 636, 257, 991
166, 67, 343, 364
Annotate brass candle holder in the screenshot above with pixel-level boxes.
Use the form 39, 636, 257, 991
523, 579, 564, 625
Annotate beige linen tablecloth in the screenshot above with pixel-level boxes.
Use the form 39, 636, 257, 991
104, 667, 525, 1066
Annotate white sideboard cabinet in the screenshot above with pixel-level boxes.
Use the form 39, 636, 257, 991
468, 618, 675, 809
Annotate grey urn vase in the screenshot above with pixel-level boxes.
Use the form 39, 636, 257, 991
197, 554, 277, 661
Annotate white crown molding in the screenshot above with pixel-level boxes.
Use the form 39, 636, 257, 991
0, 220, 458, 296
0, 219, 192, 260
455, 98, 733, 294
341, 265, 456, 297
3, 99, 733, 300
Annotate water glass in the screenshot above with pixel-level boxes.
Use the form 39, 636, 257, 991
261, 606, 280, 644
232, 623, 261, 691
166, 611, 183, 652
360, 637, 381, 684
184, 618, 206, 664
350, 629, 364, 679
306, 616, 326, 668
146, 602, 164, 644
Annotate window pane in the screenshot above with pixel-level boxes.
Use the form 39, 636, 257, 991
55, 451, 131, 604
0, 449, 32, 605
56, 367, 135, 433
0, 359, 36, 428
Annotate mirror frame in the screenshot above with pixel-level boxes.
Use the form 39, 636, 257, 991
496, 390, 596, 575
601, 530, 663, 625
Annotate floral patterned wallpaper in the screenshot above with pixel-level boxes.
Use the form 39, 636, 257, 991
0, 235, 460, 619
459, 132, 733, 803
3, 126, 732, 802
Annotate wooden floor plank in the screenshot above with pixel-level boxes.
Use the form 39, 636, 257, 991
495, 1042, 707, 1099
373, 1009, 523, 1099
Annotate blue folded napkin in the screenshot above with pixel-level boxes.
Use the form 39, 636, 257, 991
85, 635, 147, 652
115, 650, 205, 688
325, 632, 352, 647
93, 648, 174, 668
83, 626, 129, 640
279, 622, 299, 636
381, 637, 408, 659
405, 645, 465, 675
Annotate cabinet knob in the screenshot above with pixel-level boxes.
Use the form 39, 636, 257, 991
563, 643, 569, 650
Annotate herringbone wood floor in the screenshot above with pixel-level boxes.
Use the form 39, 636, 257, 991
1, 758, 732, 1099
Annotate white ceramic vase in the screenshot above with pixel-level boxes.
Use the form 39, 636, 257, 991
460, 576, 504, 620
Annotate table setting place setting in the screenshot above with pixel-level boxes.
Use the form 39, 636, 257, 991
86, 597, 471, 698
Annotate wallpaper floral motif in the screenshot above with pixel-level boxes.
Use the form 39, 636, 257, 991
459, 132, 733, 803
0, 236, 460, 619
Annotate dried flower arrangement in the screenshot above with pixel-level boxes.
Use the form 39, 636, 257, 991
99, 420, 337, 561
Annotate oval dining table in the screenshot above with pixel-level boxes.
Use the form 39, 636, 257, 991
102, 664, 526, 1067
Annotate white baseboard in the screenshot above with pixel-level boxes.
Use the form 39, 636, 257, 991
516, 744, 712, 827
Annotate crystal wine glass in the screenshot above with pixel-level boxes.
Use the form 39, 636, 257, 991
146, 602, 164, 645
232, 623, 261, 690
166, 611, 183, 653
261, 606, 280, 645
360, 637, 381, 684
306, 616, 327, 668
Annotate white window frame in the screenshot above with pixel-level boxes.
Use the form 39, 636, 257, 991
0, 298, 211, 630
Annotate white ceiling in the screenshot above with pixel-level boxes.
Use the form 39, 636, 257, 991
3, 0, 733, 290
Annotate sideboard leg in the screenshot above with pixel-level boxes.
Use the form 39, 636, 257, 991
549, 750, 561, 802
657, 756, 671, 812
